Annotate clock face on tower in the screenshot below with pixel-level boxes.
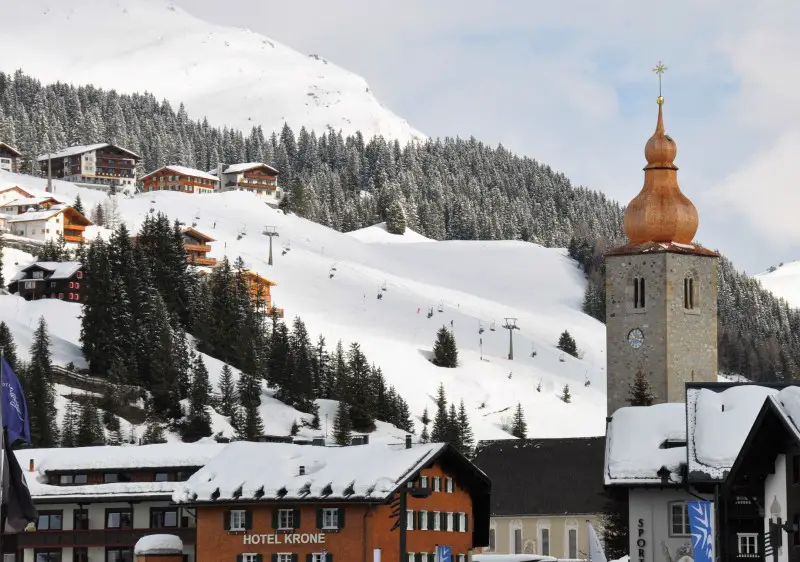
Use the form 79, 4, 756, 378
628, 328, 644, 349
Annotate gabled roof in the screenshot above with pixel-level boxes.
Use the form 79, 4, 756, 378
0, 186, 33, 198
244, 270, 278, 287
0, 142, 21, 157
0, 196, 60, 208
141, 165, 220, 183
182, 227, 215, 243
37, 143, 140, 162
223, 162, 280, 175
10, 261, 83, 282
605, 241, 719, 258
7, 208, 62, 223
474, 437, 607, 516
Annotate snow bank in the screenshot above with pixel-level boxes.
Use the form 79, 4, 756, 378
605, 403, 686, 485
346, 222, 433, 244
773, 387, 800, 435
174, 441, 444, 503
473, 556, 557, 562
134, 534, 183, 555
757, 261, 800, 308
688, 386, 778, 478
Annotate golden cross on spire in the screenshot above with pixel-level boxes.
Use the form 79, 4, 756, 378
653, 61, 668, 104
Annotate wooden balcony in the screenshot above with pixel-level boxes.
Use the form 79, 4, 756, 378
15, 527, 196, 549
65, 223, 87, 231
189, 256, 217, 267
63, 234, 84, 243
184, 243, 211, 253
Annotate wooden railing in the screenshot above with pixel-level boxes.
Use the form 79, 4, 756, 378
184, 243, 211, 253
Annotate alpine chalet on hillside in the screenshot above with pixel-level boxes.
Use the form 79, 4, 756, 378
37, 143, 140, 194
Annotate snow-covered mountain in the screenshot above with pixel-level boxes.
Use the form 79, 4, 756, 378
0, 0, 422, 143
0, 171, 608, 443
756, 262, 800, 308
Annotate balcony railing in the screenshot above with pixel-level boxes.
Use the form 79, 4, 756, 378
184, 243, 211, 253
15, 527, 196, 549
189, 257, 217, 267
63, 234, 83, 243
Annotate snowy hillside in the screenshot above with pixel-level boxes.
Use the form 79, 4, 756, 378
0, 0, 422, 143
0, 171, 608, 441
756, 262, 800, 308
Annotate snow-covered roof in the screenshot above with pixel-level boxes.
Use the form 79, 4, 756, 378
222, 162, 279, 175
0, 186, 33, 197
605, 402, 687, 486
0, 142, 21, 156
141, 165, 220, 182
173, 441, 445, 504
134, 534, 183, 555
687, 385, 782, 481
7, 209, 61, 223
10, 261, 82, 283
0, 197, 60, 208
36, 143, 140, 162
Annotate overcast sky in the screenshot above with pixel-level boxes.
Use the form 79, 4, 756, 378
175, 0, 800, 273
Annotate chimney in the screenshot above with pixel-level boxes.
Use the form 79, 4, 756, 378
29, 459, 34, 472
299, 466, 306, 476
405, 435, 412, 449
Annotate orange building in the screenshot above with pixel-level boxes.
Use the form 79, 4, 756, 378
172, 440, 491, 562
142, 165, 220, 195
242, 270, 283, 317
182, 227, 217, 267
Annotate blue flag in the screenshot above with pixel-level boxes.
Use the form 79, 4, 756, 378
436, 545, 451, 562
687, 501, 714, 562
1, 357, 31, 446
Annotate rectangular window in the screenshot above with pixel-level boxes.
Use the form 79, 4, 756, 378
230, 509, 247, 531
155, 472, 170, 482
433, 511, 441, 531
105, 548, 132, 562
670, 503, 691, 536
459, 512, 467, 532
25, 281, 35, 289
419, 510, 428, 531
640, 278, 646, 308
74, 548, 88, 562
541, 528, 550, 556
59, 473, 87, 485
278, 508, 294, 530
37, 511, 63, 531
514, 528, 523, 553
69, 282, 74, 289
105, 509, 133, 529
77, 271, 83, 279
568, 528, 578, 559
322, 507, 338, 529
277, 555, 292, 562
34, 551, 62, 562
738, 533, 758, 556
73, 509, 89, 530
33, 271, 44, 279
445, 477, 454, 493
151, 508, 178, 528
420, 475, 428, 488
242, 555, 258, 562
58, 293, 64, 300
407, 555, 415, 562
406, 509, 415, 530
447, 512, 454, 531
311, 554, 329, 562
432, 477, 441, 492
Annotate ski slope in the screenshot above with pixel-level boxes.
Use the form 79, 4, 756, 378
756, 262, 800, 308
0, 171, 608, 441
0, 0, 422, 143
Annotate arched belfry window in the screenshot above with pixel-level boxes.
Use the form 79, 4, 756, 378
633, 277, 645, 309
684, 273, 698, 310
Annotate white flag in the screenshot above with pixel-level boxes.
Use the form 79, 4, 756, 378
587, 521, 608, 562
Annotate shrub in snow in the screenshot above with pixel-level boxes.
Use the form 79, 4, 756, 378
628, 370, 656, 406
561, 384, 571, 403
557, 330, 578, 358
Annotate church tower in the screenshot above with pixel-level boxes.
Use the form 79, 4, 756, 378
605, 92, 718, 415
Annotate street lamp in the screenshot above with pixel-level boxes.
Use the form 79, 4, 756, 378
391, 485, 432, 561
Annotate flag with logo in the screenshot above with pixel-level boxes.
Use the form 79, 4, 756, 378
436, 545, 452, 562
587, 521, 608, 562
687, 501, 714, 562
0, 356, 37, 532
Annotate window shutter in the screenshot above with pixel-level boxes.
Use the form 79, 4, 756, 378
294, 508, 301, 529
328, 555, 333, 562
271, 555, 278, 562
417, 511, 423, 529
292, 555, 298, 562
338, 507, 345, 528
316, 509, 323, 529
244, 510, 253, 530
306, 556, 313, 562
428, 512, 434, 529
256, 556, 263, 562
223, 510, 231, 530
454, 513, 460, 532
272, 509, 278, 529
440, 512, 446, 530
236, 556, 243, 562
464, 513, 469, 532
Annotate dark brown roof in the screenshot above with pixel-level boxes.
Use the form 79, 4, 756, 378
605, 240, 718, 257
473, 437, 608, 516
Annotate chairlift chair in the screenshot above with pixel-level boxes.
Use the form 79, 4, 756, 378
427, 306, 434, 319
437, 301, 444, 313
194, 210, 201, 220
478, 321, 485, 335
490, 320, 496, 332
381, 281, 387, 291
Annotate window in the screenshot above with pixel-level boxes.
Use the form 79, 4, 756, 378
407, 554, 415, 562
25, 281, 35, 289
406, 510, 415, 530
68, 293, 74, 300
420, 476, 428, 488
684, 277, 695, 309
155, 472, 170, 482
277, 555, 292, 562
321, 507, 338, 530
278, 508, 294, 530
230, 509, 247, 531
568, 528, 578, 559
105, 548, 132, 562
105, 509, 133, 529
458, 512, 467, 532
445, 477, 454, 493
69, 282, 74, 289
633, 277, 645, 308
514, 528, 523, 553
59, 473, 87, 484
446, 512, 454, 531
73, 509, 89, 530
74, 548, 88, 562
670, 502, 691, 536
541, 528, 550, 556
77, 271, 83, 279
738, 533, 758, 557
419, 510, 428, 530
241, 555, 259, 562
33, 271, 44, 279
58, 293, 64, 299
151, 508, 178, 528
37, 511, 63, 530
489, 528, 496, 551
50, 282, 56, 288
432, 477, 441, 492
311, 554, 330, 562
34, 551, 61, 562
433, 511, 441, 531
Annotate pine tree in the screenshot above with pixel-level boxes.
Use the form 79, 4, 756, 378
628, 370, 656, 406
421, 407, 431, 427
24, 317, 58, 447
332, 401, 352, 446
420, 425, 430, 443
385, 199, 407, 235
76, 399, 104, 446
432, 326, 458, 368
0, 321, 20, 373
142, 417, 167, 445
347, 343, 375, 432
217, 364, 238, 418
431, 384, 449, 442
183, 354, 212, 442
601, 492, 630, 560
237, 370, 264, 440
457, 400, 474, 455
510, 403, 527, 438
557, 330, 578, 358
60, 399, 79, 448
106, 413, 122, 446
561, 384, 572, 403
73, 194, 84, 215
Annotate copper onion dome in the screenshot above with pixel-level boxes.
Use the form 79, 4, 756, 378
623, 97, 698, 244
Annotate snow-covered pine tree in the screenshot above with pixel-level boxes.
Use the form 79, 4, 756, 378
561, 384, 572, 403
431, 384, 449, 443
76, 398, 104, 447
183, 354, 213, 442
557, 330, 578, 358
217, 365, 238, 419
457, 400, 474, 455
332, 401, 352, 446
106, 413, 122, 446
0, 321, 20, 373
73, 194, 84, 215
347, 342, 376, 432
60, 398, 79, 448
628, 370, 656, 406
510, 402, 527, 438
421, 407, 431, 427
237, 370, 264, 440
432, 326, 458, 368
24, 316, 59, 447
385, 199, 407, 235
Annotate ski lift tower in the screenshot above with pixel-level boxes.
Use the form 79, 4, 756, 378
262, 225, 280, 266
502, 318, 520, 360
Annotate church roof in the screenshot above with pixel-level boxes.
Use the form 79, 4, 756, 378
605, 240, 719, 257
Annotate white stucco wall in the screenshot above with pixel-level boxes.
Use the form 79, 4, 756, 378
764, 453, 789, 562
10, 214, 63, 242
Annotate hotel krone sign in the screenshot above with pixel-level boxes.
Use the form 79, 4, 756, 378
243, 533, 327, 545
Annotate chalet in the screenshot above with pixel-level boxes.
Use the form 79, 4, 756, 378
473, 437, 607, 558
171, 439, 491, 562
212, 162, 281, 204
1, 443, 225, 562
0, 186, 33, 206
7, 261, 85, 302
0, 196, 61, 215
6, 205, 92, 244
0, 142, 21, 173
37, 143, 140, 194
141, 166, 219, 195
242, 270, 283, 317
181, 227, 216, 267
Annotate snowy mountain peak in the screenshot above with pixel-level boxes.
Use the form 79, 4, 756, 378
0, 0, 423, 143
